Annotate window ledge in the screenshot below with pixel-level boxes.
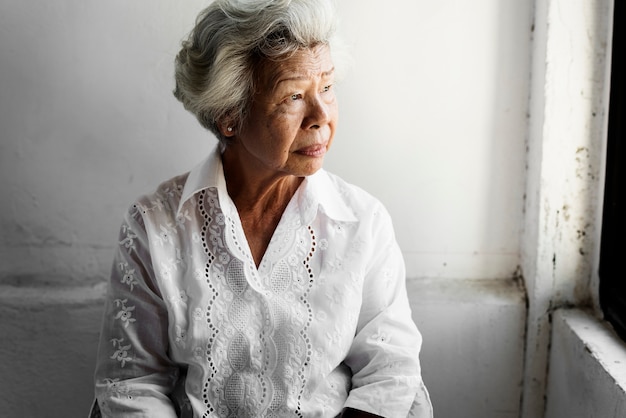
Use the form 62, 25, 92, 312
545, 308, 626, 417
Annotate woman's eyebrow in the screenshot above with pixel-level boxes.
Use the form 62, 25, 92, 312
275, 67, 335, 85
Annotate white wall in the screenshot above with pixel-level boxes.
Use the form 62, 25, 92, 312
0, 1, 533, 417
0, 0, 531, 284
331, 0, 530, 279
0, 0, 211, 284
410, 278, 526, 418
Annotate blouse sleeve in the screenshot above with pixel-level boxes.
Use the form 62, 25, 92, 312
342, 206, 433, 418
93, 206, 179, 417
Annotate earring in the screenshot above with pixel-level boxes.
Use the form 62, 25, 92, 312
227, 127, 233, 132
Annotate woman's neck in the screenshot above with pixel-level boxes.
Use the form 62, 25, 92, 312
221, 147, 303, 266
222, 150, 302, 215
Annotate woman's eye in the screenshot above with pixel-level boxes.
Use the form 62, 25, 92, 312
290, 93, 302, 101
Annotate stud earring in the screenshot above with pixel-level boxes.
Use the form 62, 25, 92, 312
227, 127, 233, 132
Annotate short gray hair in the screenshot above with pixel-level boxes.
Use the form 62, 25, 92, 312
173, 0, 345, 145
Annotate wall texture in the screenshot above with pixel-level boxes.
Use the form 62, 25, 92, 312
0, 284, 105, 416
411, 279, 527, 418
0, 0, 532, 283
0, 279, 527, 418
0, 1, 534, 417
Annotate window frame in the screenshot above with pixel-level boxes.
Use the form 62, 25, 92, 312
599, 0, 626, 341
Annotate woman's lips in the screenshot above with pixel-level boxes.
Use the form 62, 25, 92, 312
296, 143, 327, 157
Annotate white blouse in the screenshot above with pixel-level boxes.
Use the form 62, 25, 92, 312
92, 147, 432, 418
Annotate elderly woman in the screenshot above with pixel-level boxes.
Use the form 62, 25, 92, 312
91, 0, 432, 417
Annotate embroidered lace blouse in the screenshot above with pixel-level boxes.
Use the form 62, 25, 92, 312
92, 146, 432, 418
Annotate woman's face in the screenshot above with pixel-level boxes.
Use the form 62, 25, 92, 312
230, 44, 338, 179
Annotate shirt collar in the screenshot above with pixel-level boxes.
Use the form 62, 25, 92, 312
177, 145, 226, 215
177, 145, 357, 223
302, 169, 358, 223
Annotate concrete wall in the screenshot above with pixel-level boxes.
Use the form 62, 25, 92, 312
0, 284, 105, 416
0, 0, 532, 415
0, 0, 531, 284
411, 279, 526, 418
0, 279, 527, 418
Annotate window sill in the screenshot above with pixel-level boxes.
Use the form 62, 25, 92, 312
545, 308, 626, 417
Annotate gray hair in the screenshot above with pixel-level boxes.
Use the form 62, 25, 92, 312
173, 0, 346, 145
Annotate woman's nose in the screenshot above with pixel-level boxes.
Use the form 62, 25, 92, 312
303, 95, 331, 129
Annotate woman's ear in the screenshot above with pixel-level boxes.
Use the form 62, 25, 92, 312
218, 113, 239, 138
219, 120, 236, 138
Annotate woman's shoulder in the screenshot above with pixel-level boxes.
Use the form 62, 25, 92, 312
127, 172, 191, 221
317, 170, 388, 218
